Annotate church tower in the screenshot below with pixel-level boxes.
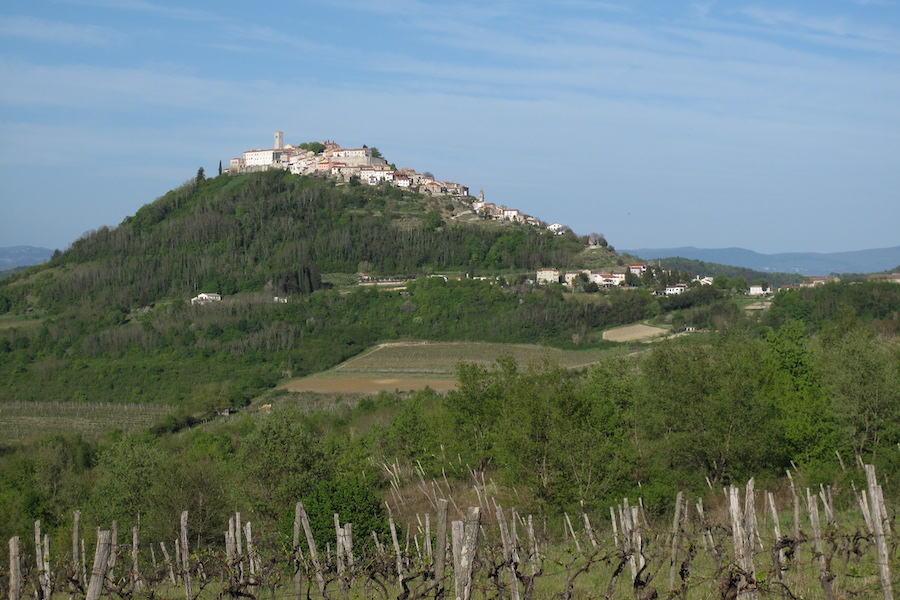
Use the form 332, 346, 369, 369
274, 130, 284, 150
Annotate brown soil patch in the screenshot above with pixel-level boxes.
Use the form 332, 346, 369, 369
602, 324, 668, 343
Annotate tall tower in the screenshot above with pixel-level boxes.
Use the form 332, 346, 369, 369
274, 130, 284, 150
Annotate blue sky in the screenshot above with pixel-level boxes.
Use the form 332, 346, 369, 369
1, 0, 898, 254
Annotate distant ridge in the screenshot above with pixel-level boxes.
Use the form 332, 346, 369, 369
0, 246, 53, 269
621, 245, 900, 276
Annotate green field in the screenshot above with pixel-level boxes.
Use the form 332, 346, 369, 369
0, 401, 173, 443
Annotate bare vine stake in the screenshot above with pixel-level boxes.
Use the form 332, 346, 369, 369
297, 502, 327, 598
85, 530, 112, 600
34, 520, 47, 599
766, 491, 787, 600
292, 503, 304, 600
235, 511, 244, 582
72, 511, 82, 589
806, 489, 835, 600
583, 512, 597, 549
9, 536, 22, 600
865, 464, 894, 600
875, 483, 891, 535
159, 542, 175, 585
495, 505, 520, 600
786, 470, 800, 542
334, 514, 347, 593
858, 488, 874, 533
108, 521, 117, 570
453, 507, 481, 600
669, 491, 684, 592
451, 519, 465, 597
728, 484, 757, 600
431, 498, 450, 595
389, 516, 404, 585
564, 513, 581, 552
81, 538, 87, 585
132, 525, 142, 592
609, 506, 619, 548
526, 514, 539, 576
180, 511, 192, 600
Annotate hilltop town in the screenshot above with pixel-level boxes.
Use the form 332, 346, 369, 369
227, 131, 557, 230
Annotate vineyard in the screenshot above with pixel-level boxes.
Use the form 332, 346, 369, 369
0, 402, 173, 444
4, 465, 895, 600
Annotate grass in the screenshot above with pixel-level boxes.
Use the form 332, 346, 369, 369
0, 401, 173, 443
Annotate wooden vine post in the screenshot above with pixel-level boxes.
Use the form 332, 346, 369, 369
452, 506, 482, 600
866, 464, 894, 600
86, 530, 112, 600
180, 510, 192, 600
806, 489, 835, 600
9, 536, 22, 600
297, 502, 328, 598
72, 510, 82, 590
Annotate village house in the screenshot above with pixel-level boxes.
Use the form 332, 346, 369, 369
748, 285, 771, 296
868, 273, 900, 284
536, 268, 560, 285
629, 264, 647, 276
800, 276, 840, 287
664, 284, 687, 295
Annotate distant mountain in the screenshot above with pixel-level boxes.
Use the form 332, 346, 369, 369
0, 246, 54, 269
621, 246, 900, 276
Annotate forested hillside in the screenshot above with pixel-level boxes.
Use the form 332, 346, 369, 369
0, 171, 637, 406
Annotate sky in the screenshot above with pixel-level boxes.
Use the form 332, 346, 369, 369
1, 0, 898, 254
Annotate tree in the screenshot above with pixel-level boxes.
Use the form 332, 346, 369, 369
218, 160, 223, 176
368, 146, 383, 158
299, 141, 325, 154
196, 166, 205, 184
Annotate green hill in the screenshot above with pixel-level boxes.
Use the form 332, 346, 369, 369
0, 171, 638, 407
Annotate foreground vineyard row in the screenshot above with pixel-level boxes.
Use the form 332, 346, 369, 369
5, 466, 895, 600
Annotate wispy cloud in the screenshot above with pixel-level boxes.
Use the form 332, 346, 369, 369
0, 15, 121, 45
736, 6, 900, 53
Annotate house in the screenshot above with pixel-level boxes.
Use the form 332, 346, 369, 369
629, 264, 647, 276
501, 207, 522, 222
664, 284, 687, 295
536, 268, 560, 285
800, 276, 840, 288
748, 285, 771, 296
693, 276, 714, 286
191, 293, 222, 305
868, 273, 900, 284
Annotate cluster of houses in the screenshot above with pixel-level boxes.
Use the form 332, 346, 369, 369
228, 131, 470, 198
536, 265, 780, 296
228, 131, 562, 231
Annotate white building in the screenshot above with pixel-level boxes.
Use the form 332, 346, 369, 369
536, 268, 560, 285
191, 292, 222, 305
